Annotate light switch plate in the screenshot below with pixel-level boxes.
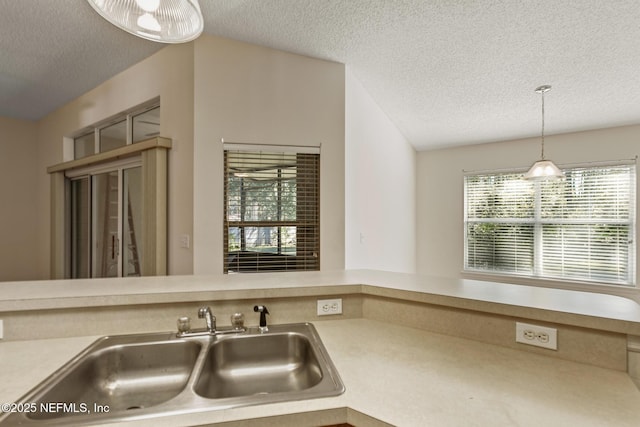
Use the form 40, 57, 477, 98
180, 234, 190, 249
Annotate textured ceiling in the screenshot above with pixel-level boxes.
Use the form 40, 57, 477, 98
2, 0, 640, 150
0, 1, 164, 123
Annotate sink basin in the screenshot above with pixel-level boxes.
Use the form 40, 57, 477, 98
2, 323, 344, 426
195, 330, 323, 399
28, 335, 201, 420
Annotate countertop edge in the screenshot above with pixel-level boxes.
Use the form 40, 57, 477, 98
1, 270, 640, 334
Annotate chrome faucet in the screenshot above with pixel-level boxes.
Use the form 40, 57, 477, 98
176, 307, 246, 338
198, 306, 216, 333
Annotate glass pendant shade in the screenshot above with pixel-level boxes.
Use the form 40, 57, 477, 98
524, 159, 564, 179
524, 85, 564, 180
87, 0, 204, 43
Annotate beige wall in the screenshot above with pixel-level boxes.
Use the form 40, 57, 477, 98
35, 44, 195, 279
193, 35, 346, 273
0, 117, 38, 281
417, 124, 640, 298
7, 35, 639, 287
5, 35, 348, 280
345, 68, 416, 273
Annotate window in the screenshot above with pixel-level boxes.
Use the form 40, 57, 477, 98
56, 101, 164, 279
132, 106, 160, 143
51, 102, 170, 280
223, 145, 320, 273
72, 103, 160, 159
464, 162, 636, 286
74, 132, 95, 159
100, 119, 127, 152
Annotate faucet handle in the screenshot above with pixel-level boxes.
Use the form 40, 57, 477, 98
230, 312, 245, 330
177, 316, 191, 334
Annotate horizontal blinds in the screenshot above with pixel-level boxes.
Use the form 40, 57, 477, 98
465, 172, 535, 274
224, 149, 320, 273
541, 224, 630, 283
465, 173, 534, 220
464, 163, 635, 285
540, 165, 633, 221
466, 223, 534, 273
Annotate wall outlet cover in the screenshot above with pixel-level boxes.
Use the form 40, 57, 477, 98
317, 298, 343, 316
516, 322, 557, 350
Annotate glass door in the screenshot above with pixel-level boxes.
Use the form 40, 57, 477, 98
70, 177, 90, 278
92, 170, 120, 278
69, 163, 142, 278
123, 167, 142, 277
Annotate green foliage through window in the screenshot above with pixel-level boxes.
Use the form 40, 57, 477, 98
464, 163, 636, 285
223, 149, 320, 273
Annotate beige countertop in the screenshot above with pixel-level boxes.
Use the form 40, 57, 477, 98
2, 270, 640, 335
1, 319, 639, 427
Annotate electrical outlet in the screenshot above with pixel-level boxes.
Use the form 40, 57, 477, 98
317, 298, 343, 316
516, 322, 557, 350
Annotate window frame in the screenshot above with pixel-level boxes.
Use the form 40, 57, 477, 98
223, 143, 321, 274
65, 158, 142, 279
49, 137, 171, 279
72, 102, 160, 160
463, 161, 636, 288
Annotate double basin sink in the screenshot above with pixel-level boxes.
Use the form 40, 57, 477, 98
2, 323, 344, 426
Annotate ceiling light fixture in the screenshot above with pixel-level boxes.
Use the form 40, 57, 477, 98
86, 0, 203, 44
523, 85, 564, 180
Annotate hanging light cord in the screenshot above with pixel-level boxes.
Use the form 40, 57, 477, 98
540, 88, 546, 159
535, 85, 551, 160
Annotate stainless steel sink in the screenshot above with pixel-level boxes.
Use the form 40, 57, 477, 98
195, 329, 326, 399
28, 335, 201, 420
1, 323, 344, 426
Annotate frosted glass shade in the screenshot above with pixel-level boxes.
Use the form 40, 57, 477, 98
87, 0, 203, 43
523, 159, 564, 180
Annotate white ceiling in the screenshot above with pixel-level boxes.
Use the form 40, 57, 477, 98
2, 0, 640, 151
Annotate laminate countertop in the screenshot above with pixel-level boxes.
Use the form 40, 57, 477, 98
2, 270, 640, 335
1, 319, 639, 427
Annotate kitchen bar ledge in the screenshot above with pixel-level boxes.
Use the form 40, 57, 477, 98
1, 270, 640, 335
1, 319, 639, 427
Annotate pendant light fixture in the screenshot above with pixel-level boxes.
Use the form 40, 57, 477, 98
523, 85, 564, 180
87, 0, 204, 44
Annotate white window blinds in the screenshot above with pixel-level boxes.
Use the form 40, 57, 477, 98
223, 145, 320, 273
464, 163, 636, 286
